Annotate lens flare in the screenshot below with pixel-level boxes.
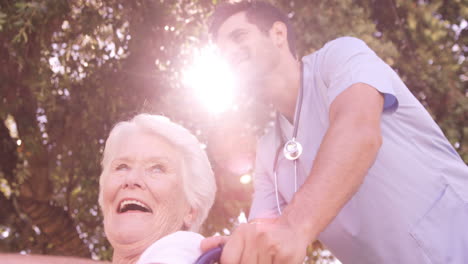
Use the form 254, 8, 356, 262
183, 45, 237, 114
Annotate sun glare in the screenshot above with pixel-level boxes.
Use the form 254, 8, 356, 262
182, 45, 237, 114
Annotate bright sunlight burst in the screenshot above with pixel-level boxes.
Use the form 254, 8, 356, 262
182, 45, 237, 114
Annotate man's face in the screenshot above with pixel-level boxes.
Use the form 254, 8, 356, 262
215, 12, 280, 88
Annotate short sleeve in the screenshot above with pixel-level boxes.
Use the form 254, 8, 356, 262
248, 138, 282, 221
319, 37, 398, 113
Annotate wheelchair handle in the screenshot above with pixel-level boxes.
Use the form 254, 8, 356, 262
194, 245, 223, 264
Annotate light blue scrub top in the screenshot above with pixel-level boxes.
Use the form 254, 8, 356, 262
249, 37, 468, 264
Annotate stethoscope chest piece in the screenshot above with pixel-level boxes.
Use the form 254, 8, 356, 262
283, 138, 303, 161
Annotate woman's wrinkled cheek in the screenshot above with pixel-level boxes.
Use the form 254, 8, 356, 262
101, 178, 120, 216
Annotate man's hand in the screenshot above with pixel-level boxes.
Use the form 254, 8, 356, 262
201, 218, 310, 264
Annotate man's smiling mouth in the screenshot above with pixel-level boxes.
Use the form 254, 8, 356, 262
117, 199, 153, 213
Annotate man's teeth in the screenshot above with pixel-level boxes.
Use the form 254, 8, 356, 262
119, 199, 150, 212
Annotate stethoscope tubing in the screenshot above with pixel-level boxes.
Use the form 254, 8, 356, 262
273, 61, 304, 215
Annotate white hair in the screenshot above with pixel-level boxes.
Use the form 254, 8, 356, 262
98, 114, 216, 232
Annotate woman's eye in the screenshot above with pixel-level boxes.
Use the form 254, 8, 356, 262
116, 164, 129, 171
148, 164, 165, 175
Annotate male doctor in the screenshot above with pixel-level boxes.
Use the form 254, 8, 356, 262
201, 1, 468, 263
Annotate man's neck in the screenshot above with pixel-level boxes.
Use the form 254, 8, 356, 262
266, 57, 301, 123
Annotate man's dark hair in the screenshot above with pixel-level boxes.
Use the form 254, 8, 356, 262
209, 1, 297, 58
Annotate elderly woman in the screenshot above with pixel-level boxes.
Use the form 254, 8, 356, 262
100, 113, 216, 263
2, 114, 217, 264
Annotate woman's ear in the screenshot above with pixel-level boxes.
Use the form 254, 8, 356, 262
183, 207, 198, 230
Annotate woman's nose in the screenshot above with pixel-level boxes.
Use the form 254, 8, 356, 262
122, 168, 145, 189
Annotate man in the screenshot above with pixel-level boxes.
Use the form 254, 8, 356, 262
201, 1, 468, 263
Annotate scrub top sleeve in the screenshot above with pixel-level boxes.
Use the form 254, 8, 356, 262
248, 139, 281, 221
319, 36, 399, 113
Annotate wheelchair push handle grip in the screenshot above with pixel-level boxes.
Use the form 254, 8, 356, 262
194, 245, 223, 264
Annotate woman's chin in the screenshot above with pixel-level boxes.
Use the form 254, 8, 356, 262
106, 217, 157, 246
111, 227, 148, 245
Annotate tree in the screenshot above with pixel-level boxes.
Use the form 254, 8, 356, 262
356, 0, 468, 161
0, 0, 466, 262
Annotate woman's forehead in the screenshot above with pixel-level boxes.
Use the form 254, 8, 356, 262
108, 128, 181, 164
111, 155, 172, 165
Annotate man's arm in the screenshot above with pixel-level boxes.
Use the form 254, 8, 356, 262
201, 82, 384, 264
280, 82, 384, 243
0, 253, 110, 264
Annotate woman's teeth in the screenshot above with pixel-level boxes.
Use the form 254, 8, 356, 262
118, 199, 152, 213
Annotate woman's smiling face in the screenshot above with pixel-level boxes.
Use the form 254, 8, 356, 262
100, 128, 193, 250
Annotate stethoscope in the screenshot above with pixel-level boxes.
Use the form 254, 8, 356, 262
273, 61, 304, 215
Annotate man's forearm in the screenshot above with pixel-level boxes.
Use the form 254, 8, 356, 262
280, 117, 382, 242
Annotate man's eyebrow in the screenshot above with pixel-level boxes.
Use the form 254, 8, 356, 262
228, 28, 247, 39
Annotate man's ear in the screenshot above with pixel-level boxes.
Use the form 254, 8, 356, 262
269, 21, 288, 48
183, 207, 198, 230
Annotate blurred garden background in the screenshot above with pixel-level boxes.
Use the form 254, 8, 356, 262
0, 0, 466, 262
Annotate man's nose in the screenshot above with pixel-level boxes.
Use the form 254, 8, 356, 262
218, 42, 240, 67
122, 168, 145, 189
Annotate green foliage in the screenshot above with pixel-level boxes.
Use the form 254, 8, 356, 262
0, 0, 466, 262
